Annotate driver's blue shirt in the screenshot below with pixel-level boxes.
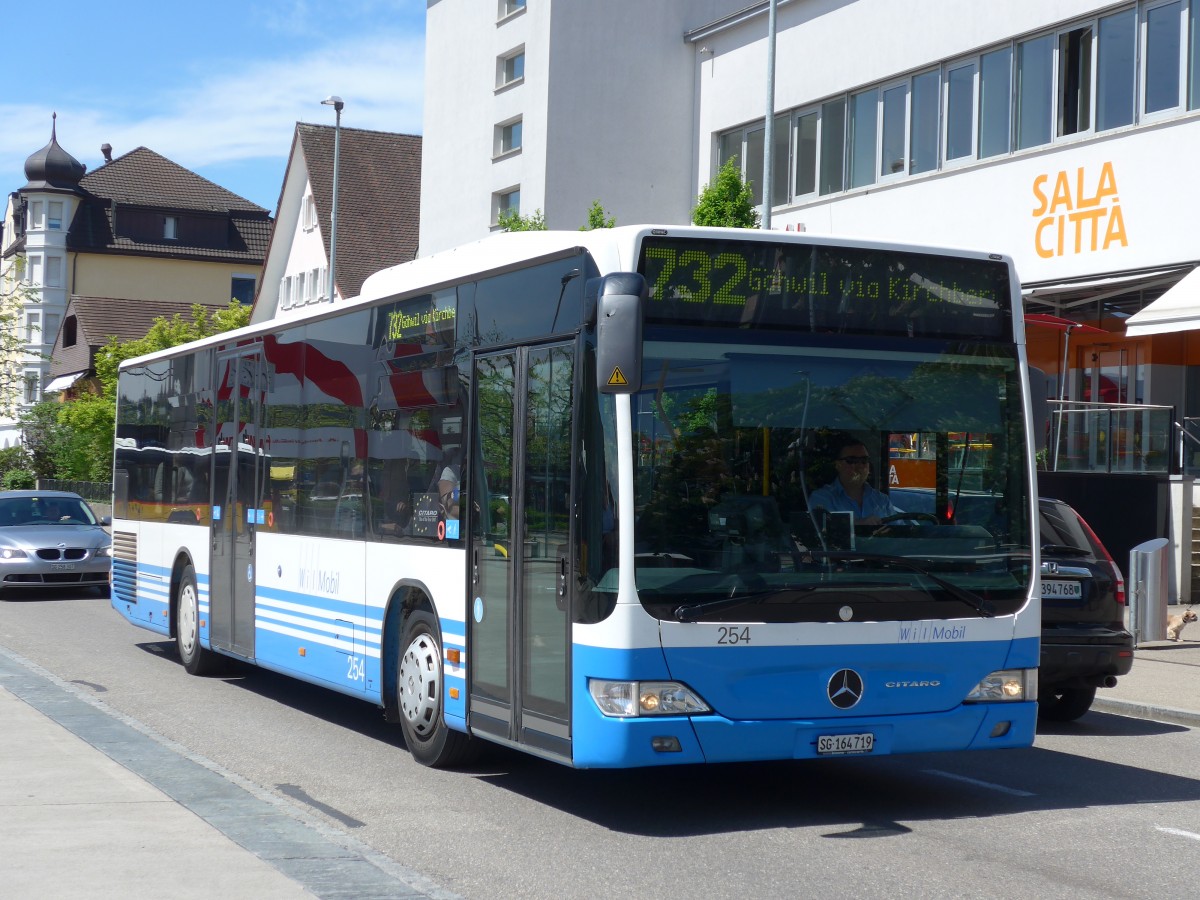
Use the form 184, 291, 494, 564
808, 480, 902, 520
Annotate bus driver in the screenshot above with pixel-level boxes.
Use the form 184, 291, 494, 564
808, 437, 904, 529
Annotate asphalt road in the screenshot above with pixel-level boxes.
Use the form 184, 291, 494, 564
3, 589, 1200, 899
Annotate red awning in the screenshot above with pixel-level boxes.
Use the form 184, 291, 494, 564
1024, 313, 1106, 333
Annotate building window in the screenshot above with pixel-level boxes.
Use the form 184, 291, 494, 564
1016, 34, 1054, 149
794, 110, 818, 197
499, 0, 525, 20
302, 194, 317, 231
1058, 24, 1095, 137
24, 312, 40, 344
880, 83, 908, 177
1190, 0, 1200, 108
497, 118, 523, 155
45, 314, 60, 344
499, 48, 525, 87
944, 61, 976, 162
47, 201, 63, 230
231, 276, 255, 305
297, 270, 307, 305
495, 187, 521, 224
1145, 0, 1185, 117
848, 88, 879, 187
280, 276, 293, 309
1098, 9, 1137, 130
63, 316, 77, 348
23, 373, 39, 405
46, 256, 62, 288
28, 255, 42, 285
164, 216, 178, 240
910, 70, 940, 173
979, 47, 1013, 158
311, 267, 326, 301
818, 98, 846, 195
30, 201, 44, 229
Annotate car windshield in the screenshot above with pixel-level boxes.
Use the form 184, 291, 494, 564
627, 333, 1034, 623
0, 496, 98, 526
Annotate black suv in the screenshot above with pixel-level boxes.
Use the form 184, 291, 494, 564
888, 488, 1134, 721
1038, 496, 1134, 721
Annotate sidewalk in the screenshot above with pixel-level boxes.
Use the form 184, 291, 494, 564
0, 646, 455, 900
1092, 629, 1200, 728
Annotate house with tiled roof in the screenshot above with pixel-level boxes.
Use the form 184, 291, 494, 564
251, 123, 420, 323
0, 121, 271, 446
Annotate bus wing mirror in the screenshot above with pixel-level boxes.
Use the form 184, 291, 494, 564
1027, 366, 1049, 452
595, 273, 646, 395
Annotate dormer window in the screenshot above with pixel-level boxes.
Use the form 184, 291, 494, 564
164, 216, 178, 240
63, 315, 77, 348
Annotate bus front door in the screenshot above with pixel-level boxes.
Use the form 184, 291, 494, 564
209, 347, 266, 659
469, 343, 574, 761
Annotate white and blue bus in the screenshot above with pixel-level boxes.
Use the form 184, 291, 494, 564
111, 225, 1039, 768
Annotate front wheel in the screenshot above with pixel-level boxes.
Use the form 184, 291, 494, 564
176, 564, 223, 676
1038, 685, 1096, 722
397, 610, 477, 767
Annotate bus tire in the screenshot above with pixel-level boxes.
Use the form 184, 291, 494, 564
397, 610, 477, 767
176, 564, 223, 676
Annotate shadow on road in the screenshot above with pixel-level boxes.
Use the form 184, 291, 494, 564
132, 642, 1200, 839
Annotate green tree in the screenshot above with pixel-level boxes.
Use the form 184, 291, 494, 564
497, 208, 547, 231
579, 200, 616, 231
692, 157, 760, 229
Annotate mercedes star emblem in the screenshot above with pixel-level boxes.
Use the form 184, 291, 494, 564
828, 669, 865, 709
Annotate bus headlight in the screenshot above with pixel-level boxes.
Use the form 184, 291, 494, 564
589, 679, 711, 717
965, 668, 1037, 703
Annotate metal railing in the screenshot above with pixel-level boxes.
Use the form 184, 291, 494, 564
1048, 401, 1173, 474
1180, 417, 1200, 477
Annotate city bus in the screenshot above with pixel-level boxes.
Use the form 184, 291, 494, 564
111, 225, 1040, 768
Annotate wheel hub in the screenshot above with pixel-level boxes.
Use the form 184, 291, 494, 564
399, 633, 440, 738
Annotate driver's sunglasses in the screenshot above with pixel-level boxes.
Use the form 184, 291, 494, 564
838, 455, 871, 465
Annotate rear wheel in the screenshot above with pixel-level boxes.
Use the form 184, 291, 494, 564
176, 564, 223, 676
1039, 685, 1096, 722
397, 610, 477, 767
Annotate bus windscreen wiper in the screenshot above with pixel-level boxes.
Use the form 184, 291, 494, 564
673, 584, 822, 623
810, 550, 995, 617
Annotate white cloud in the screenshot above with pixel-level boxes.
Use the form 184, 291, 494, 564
0, 30, 423, 193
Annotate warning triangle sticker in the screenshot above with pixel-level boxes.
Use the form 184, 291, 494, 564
607, 366, 628, 387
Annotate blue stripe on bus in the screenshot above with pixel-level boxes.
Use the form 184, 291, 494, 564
569, 639, 1038, 768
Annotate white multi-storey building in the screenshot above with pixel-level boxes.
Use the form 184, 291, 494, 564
423, 0, 1200, 596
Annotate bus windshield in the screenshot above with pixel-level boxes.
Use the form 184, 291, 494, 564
630, 332, 1032, 623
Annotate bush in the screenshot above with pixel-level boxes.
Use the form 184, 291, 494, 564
2, 469, 35, 490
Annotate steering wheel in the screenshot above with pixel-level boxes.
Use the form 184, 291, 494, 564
878, 512, 939, 526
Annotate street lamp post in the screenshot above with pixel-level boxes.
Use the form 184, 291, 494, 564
321, 95, 344, 303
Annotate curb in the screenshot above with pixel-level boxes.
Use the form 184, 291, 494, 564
1091, 696, 1200, 729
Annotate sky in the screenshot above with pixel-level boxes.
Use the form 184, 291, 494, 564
0, 0, 426, 214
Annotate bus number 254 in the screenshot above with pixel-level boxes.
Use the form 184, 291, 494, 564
717, 627, 751, 645
346, 655, 365, 682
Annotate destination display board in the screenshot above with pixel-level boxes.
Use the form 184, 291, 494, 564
636, 236, 1012, 340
